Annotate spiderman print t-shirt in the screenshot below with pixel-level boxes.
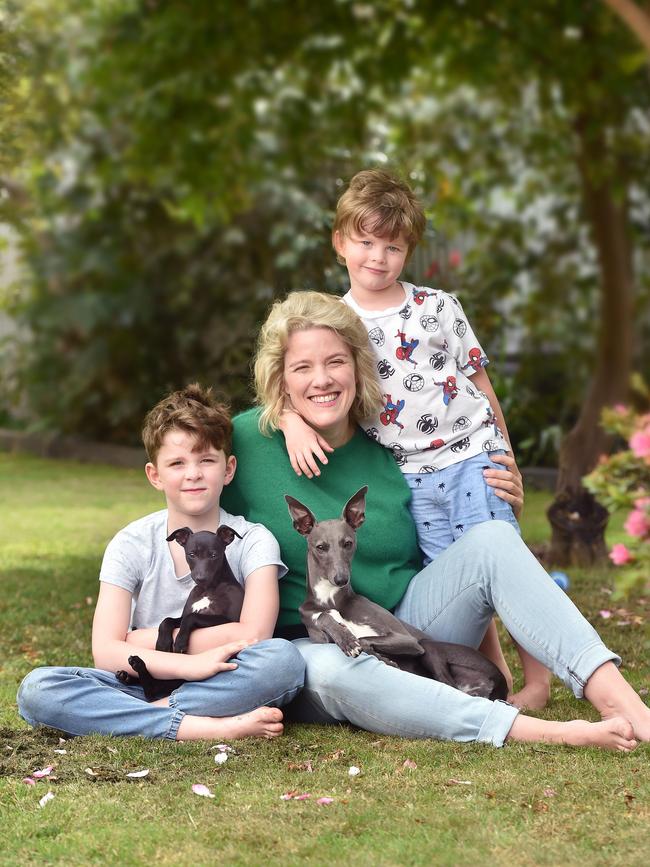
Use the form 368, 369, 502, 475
343, 282, 507, 473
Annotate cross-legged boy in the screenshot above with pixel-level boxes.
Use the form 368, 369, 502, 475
17, 384, 305, 740
281, 169, 551, 711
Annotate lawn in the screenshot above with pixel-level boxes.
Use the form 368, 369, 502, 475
0, 453, 648, 866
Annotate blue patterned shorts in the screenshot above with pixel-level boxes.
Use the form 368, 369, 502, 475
404, 450, 520, 566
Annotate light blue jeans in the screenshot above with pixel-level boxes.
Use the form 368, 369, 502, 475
17, 639, 305, 740
286, 522, 620, 746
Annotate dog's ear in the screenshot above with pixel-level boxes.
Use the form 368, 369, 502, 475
217, 525, 242, 547
166, 527, 193, 547
343, 486, 367, 531
285, 495, 316, 536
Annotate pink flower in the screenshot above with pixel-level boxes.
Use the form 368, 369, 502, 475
624, 509, 650, 538
448, 249, 462, 268
633, 496, 650, 510
630, 430, 650, 459
609, 543, 633, 565
613, 404, 628, 415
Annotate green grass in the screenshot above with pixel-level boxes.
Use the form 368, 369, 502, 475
0, 453, 648, 866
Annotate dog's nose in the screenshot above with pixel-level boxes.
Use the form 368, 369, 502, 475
333, 574, 349, 587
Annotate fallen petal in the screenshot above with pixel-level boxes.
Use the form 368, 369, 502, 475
126, 769, 150, 778
22, 777, 36, 786
38, 791, 55, 808
53, 749, 67, 755
317, 797, 335, 805
58, 738, 66, 745
215, 744, 233, 753
214, 753, 228, 765
402, 759, 417, 770
32, 766, 54, 779
348, 766, 361, 776
192, 784, 215, 798
447, 779, 472, 786
294, 793, 311, 800
599, 610, 612, 619
84, 768, 97, 777
543, 788, 557, 797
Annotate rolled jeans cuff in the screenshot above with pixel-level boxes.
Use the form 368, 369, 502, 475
476, 700, 520, 748
566, 641, 621, 699
165, 698, 186, 740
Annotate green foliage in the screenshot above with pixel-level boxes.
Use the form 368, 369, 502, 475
585, 395, 650, 593
2, 0, 650, 453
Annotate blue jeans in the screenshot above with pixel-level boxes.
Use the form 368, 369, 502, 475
404, 451, 520, 565
17, 639, 305, 740
286, 522, 619, 746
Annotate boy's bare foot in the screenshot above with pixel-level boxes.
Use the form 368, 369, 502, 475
509, 680, 551, 710
176, 707, 284, 741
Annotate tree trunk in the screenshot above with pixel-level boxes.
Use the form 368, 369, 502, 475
547, 119, 635, 566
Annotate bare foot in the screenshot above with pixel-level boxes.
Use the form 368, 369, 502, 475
557, 717, 637, 752
176, 707, 284, 741
583, 661, 650, 741
509, 680, 551, 711
508, 712, 637, 751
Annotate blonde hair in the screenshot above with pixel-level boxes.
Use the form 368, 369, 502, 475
333, 169, 426, 264
254, 291, 383, 434
142, 383, 232, 463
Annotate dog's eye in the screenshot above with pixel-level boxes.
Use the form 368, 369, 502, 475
316, 543, 329, 552
342, 540, 353, 549
187, 552, 195, 558
210, 552, 217, 559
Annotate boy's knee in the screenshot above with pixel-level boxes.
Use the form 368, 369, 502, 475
251, 638, 306, 686
17, 667, 52, 724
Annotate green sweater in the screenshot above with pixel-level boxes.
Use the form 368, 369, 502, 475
221, 409, 422, 630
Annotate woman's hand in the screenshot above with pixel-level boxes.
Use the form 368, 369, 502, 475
483, 453, 524, 520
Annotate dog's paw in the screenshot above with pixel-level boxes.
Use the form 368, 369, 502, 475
127, 655, 147, 676
116, 669, 137, 685
343, 641, 362, 658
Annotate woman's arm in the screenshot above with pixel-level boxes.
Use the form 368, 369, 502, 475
92, 582, 245, 680
124, 565, 281, 654
470, 367, 524, 519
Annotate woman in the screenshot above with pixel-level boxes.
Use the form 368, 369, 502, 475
222, 291, 649, 750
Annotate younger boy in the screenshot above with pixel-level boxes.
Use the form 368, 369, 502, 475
282, 169, 550, 710
17, 384, 304, 740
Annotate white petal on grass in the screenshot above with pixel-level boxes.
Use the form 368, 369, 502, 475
126, 769, 150, 778
32, 766, 54, 779
348, 766, 361, 776
53, 749, 67, 755
214, 752, 229, 765
84, 768, 97, 777
192, 784, 215, 799
38, 791, 55, 808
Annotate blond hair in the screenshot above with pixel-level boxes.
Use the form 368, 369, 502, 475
254, 291, 383, 434
333, 169, 426, 264
142, 383, 232, 463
